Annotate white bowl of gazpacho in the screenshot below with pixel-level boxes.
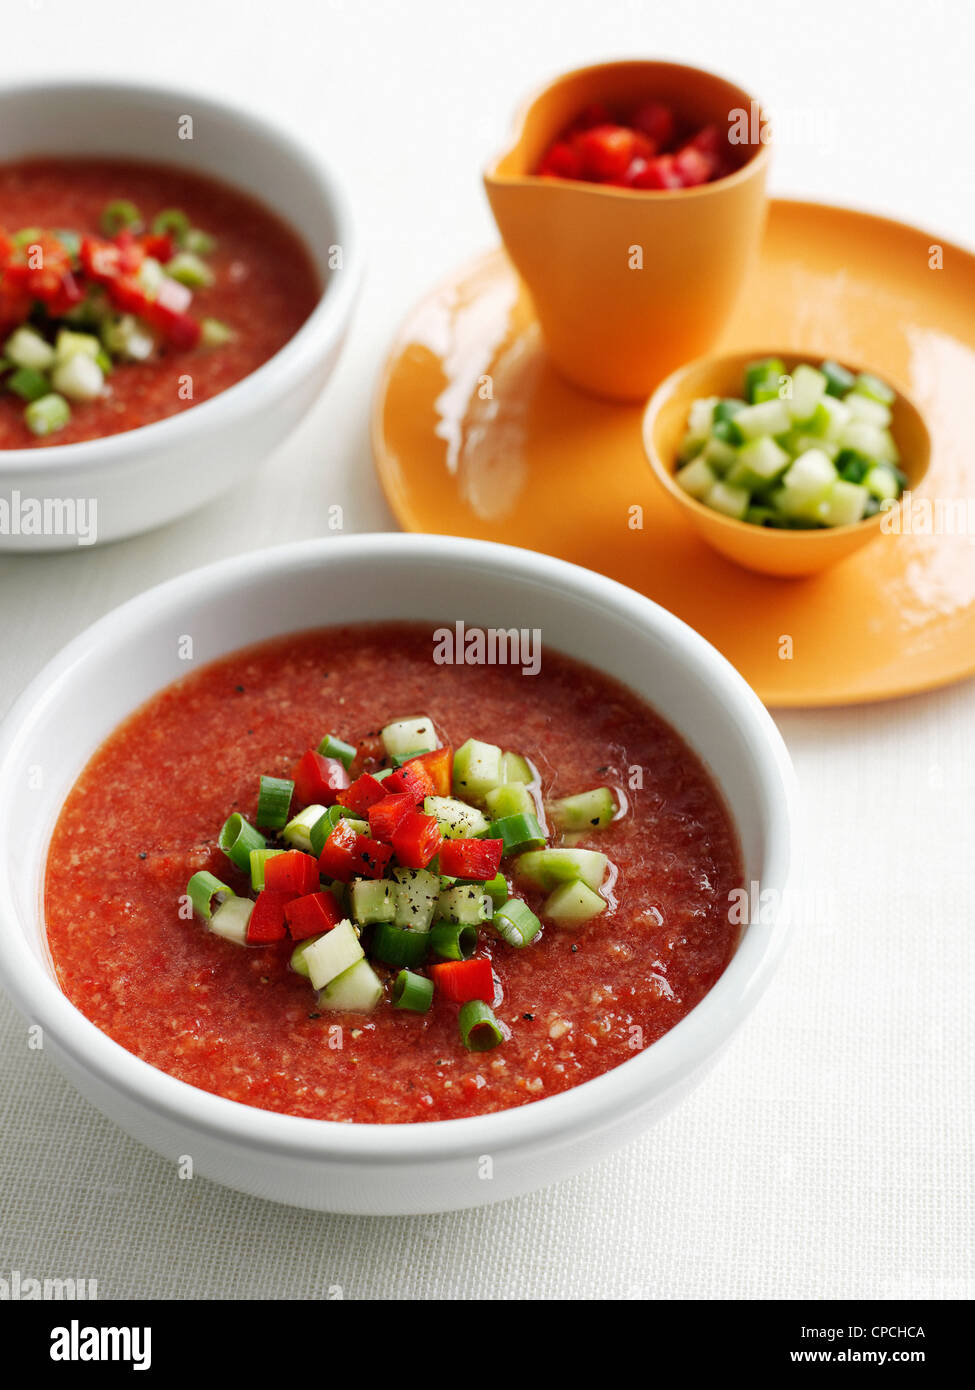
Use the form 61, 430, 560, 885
0, 535, 796, 1213
0, 80, 360, 549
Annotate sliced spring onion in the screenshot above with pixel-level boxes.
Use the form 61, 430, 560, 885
151, 208, 190, 241
458, 999, 505, 1052
256, 774, 294, 829
483, 811, 546, 855
481, 872, 509, 909
370, 922, 430, 968
186, 869, 234, 920
317, 733, 356, 770
6, 367, 50, 402
166, 251, 214, 288
24, 393, 71, 437
492, 897, 542, 949
101, 199, 141, 235
218, 813, 266, 872
12, 226, 42, 249
282, 803, 327, 852
392, 969, 434, 1012
184, 227, 216, 257
4, 326, 56, 371
101, 314, 155, 363
429, 921, 478, 961
249, 847, 285, 891
547, 787, 616, 832
208, 895, 253, 945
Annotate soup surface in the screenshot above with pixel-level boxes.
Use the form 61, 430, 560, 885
0, 158, 320, 448
44, 624, 742, 1123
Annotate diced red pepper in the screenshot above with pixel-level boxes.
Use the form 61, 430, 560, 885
246, 889, 293, 943
430, 958, 495, 1004
0, 230, 14, 268
336, 772, 388, 816
350, 732, 386, 776
106, 274, 152, 316
141, 232, 174, 262
45, 270, 84, 316
630, 154, 684, 190
391, 811, 442, 869
384, 760, 435, 804
284, 890, 344, 941
318, 818, 394, 881
81, 234, 124, 283
572, 100, 614, 131
437, 838, 503, 881
574, 124, 639, 181
292, 749, 350, 806
367, 792, 415, 844
686, 123, 721, 157
263, 849, 320, 896
113, 229, 147, 275
405, 747, 453, 798
144, 297, 202, 350
632, 101, 677, 149
673, 146, 716, 187
538, 140, 583, 179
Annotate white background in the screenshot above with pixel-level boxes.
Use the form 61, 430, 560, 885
1, 0, 973, 1300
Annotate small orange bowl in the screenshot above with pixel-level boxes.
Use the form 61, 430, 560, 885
642, 349, 931, 577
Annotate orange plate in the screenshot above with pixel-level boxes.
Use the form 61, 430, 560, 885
372, 199, 975, 707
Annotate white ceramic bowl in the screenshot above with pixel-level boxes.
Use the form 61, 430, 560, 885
0, 80, 360, 550
0, 535, 797, 1213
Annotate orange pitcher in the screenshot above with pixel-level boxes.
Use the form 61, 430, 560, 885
484, 60, 771, 402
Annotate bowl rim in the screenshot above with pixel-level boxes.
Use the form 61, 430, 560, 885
484, 56, 772, 199
642, 346, 931, 544
0, 534, 797, 1163
0, 77, 361, 478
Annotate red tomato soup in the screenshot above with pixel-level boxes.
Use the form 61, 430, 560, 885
44, 624, 742, 1124
0, 159, 320, 448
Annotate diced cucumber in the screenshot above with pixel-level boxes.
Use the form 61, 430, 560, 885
437, 884, 493, 925
734, 399, 792, 439
51, 353, 104, 402
548, 787, 616, 832
817, 479, 869, 527
208, 896, 253, 946
485, 782, 535, 820
392, 867, 440, 931
726, 435, 790, 491
501, 751, 533, 784
514, 848, 609, 892
677, 430, 706, 464
704, 479, 750, 520
809, 394, 851, 442
700, 437, 739, 474
845, 392, 891, 428
4, 325, 55, 371
318, 958, 383, 1013
744, 357, 785, 403
283, 803, 328, 852
349, 877, 395, 925
424, 795, 490, 839
452, 738, 503, 800
675, 456, 717, 500
821, 359, 856, 397
303, 919, 362, 990
839, 420, 899, 464
687, 395, 718, 434
864, 465, 901, 503
776, 449, 838, 520
290, 935, 322, 978
54, 328, 101, 362
853, 371, 895, 406
786, 363, 827, 421
541, 880, 607, 926
381, 716, 437, 759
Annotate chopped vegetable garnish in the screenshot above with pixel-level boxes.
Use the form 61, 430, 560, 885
185, 721, 624, 1055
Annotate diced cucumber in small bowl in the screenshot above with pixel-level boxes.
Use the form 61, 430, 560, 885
644, 348, 930, 577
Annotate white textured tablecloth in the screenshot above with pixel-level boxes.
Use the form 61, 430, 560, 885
1, 0, 973, 1301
